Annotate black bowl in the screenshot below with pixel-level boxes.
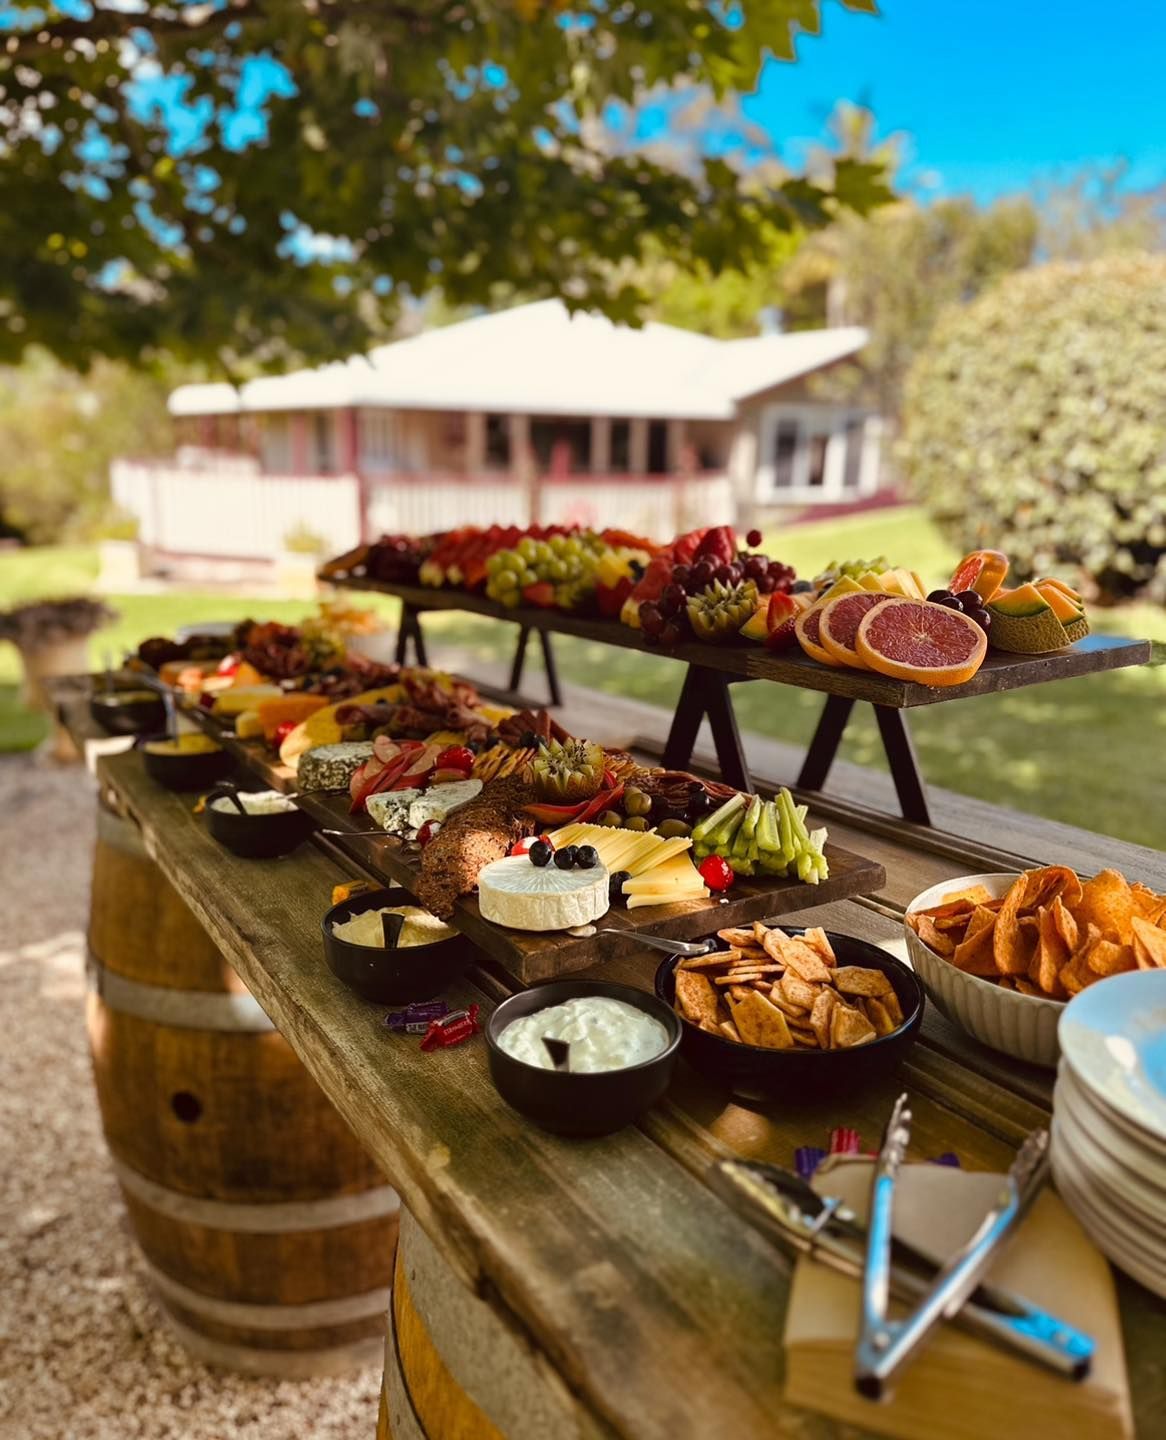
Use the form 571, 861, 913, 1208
655, 927, 924, 1103
322, 886, 475, 1004
90, 689, 167, 736
205, 790, 315, 859
137, 732, 233, 792
485, 980, 682, 1137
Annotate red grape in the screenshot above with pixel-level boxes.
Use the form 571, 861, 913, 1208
639, 602, 665, 638
713, 564, 734, 585
658, 620, 684, 647
660, 583, 686, 616
746, 528, 762, 548
671, 564, 691, 587
744, 555, 768, 580
756, 573, 777, 594
690, 560, 714, 587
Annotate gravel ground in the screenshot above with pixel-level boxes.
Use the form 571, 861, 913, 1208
0, 755, 379, 1440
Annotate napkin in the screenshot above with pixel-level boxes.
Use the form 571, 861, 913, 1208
783, 1157, 1133, 1440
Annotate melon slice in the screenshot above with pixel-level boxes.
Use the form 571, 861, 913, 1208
1035, 580, 1084, 623
987, 585, 1071, 653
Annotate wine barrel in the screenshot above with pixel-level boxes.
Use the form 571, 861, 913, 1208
378, 1209, 581, 1440
87, 801, 398, 1377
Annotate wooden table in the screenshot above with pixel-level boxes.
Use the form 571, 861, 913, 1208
62, 682, 1164, 1440
326, 575, 1151, 827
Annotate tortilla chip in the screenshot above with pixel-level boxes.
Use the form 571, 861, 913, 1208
1050, 894, 1079, 954
952, 913, 1001, 976
936, 883, 995, 909
830, 1003, 877, 1049
1025, 865, 1084, 914
674, 970, 720, 1027
1032, 904, 1069, 997
993, 875, 1037, 975
730, 991, 794, 1050
1131, 915, 1166, 970
913, 913, 956, 957
800, 927, 837, 966
1086, 937, 1136, 977
1061, 926, 1102, 995
810, 989, 837, 1048
780, 971, 821, 1011
1012, 977, 1044, 997
1077, 869, 1135, 944
779, 939, 834, 985
832, 965, 893, 997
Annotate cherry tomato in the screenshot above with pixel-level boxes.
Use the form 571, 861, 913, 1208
217, 653, 242, 676
698, 855, 735, 892
436, 745, 475, 774
417, 820, 442, 847
510, 833, 552, 858
272, 720, 299, 747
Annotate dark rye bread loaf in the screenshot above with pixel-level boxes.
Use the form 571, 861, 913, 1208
416, 776, 539, 917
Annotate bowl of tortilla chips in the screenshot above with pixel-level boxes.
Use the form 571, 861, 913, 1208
905, 867, 1166, 1069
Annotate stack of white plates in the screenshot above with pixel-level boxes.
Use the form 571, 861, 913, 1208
1051, 969, 1166, 1297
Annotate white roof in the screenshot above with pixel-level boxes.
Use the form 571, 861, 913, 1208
169, 301, 866, 421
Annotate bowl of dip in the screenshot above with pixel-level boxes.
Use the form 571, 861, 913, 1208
485, 981, 682, 1137
206, 787, 314, 859
322, 885, 475, 1004
139, 731, 232, 791
90, 687, 167, 736
654, 927, 924, 1103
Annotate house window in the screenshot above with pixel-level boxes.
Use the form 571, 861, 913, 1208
484, 414, 510, 470
311, 413, 334, 473
261, 415, 292, 473
609, 419, 630, 472
647, 420, 668, 475
758, 407, 873, 502
531, 418, 591, 474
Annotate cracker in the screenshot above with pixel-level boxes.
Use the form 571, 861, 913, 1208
674, 969, 720, 1028
800, 927, 837, 966
780, 939, 834, 985
730, 990, 794, 1050
779, 970, 821, 1011
810, 988, 837, 1048
832, 965, 892, 997
830, 1002, 877, 1049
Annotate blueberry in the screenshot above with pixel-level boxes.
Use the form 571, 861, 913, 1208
529, 840, 553, 867
575, 845, 600, 869
553, 845, 578, 870
609, 869, 630, 902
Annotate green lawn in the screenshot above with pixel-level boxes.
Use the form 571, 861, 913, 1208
3, 514, 1163, 847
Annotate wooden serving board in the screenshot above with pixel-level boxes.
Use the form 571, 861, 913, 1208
181, 704, 886, 984
329, 575, 1152, 708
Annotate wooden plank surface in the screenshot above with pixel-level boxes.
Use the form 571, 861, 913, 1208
94, 743, 1165, 1439
177, 704, 887, 984
330, 576, 1151, 708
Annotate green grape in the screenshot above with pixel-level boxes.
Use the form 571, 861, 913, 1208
548, 558, 568, 581
563, 537, 583, 558
549, 534, 569, 557
500, 589, 521, 608
517, 537, 537, 561
493, 569, 518, 591
519, 568, 539, 587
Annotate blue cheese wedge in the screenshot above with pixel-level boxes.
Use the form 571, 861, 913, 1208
296, 741, 375, 791
366, 779, 483, 835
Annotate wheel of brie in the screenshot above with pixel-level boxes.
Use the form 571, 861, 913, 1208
477, 856, 610, 931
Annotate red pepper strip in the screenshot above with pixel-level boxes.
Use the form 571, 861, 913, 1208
602, 768, 616, 789
522, 801, 588, 825
575, 784, 624, 825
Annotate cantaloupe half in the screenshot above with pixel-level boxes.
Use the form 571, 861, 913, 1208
988, 584, 1072, 653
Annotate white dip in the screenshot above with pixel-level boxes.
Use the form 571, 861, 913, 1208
211, 789, 298, 816
498, 996, 670, 1073
332, 906, 456, 949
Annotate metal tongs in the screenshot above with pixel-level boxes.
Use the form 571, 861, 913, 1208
854, 1093, 1089, 1398
710, 1137, 1093, 1399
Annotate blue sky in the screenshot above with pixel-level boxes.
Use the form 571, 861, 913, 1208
746, 0, 1166, 201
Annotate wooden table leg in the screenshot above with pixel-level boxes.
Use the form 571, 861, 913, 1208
507, 626, 562, 708
507, 625, 531, 695
796, 694, 856, 792
873, 704, 931, 826
539, 630, 563, 707
394, 604, 428, 667
662, 666, 753, 793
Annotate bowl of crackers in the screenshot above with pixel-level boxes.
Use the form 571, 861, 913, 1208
655, 923, 924, 1102
905, 867, 1166, 1070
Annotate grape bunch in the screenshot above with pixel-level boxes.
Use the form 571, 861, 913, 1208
638, 539, 796, 647
485, 532, 603, 610
927, 588, 992, 634
815, 556, 892, 585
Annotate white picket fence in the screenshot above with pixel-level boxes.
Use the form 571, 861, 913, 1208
111, 460, 737, 564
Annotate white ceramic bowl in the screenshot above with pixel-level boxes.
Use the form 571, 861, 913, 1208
904, 872, 1064, 1069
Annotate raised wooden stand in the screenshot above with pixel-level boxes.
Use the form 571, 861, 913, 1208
329, 575, 1150, 826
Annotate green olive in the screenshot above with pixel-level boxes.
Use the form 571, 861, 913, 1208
598, 810, 623, 827
656, 819, 692, 839
624, 815, 650, 832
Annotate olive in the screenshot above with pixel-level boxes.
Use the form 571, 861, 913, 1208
624, 787, 652, 817
624, 816, 650, 832
657, 819, 692, 839
597, 809, 624, 827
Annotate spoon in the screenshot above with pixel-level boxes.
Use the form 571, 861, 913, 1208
208, 781, 249, 816
600, 930, 718, 958
542, 1037, 571, 1071
381, 911, 405, 949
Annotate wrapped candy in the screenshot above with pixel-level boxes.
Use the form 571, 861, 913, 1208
420, 1005, 481, 1051
385, 1000, 449, 1035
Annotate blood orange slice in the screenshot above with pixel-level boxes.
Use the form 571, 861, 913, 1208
818, 592, 895, 669
855, 598, 987, 687
794, 604, 841, 667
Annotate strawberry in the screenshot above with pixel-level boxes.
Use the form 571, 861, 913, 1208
521, 581, 557, 608
765, 591, 799, 651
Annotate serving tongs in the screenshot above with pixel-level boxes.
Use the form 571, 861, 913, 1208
710, 1144, 1092, 1395
854, 1093, 1089, 1398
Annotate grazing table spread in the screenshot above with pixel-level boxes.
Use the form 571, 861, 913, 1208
317, 526, 1150, 826
54, 634, 1166, 1440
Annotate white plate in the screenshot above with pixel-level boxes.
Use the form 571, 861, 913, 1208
1056, 1064, 1166, 1173
1059, 970, 1166, 1144
1051, 1132, 1166, 1261
1051, 1146, 1166, 1298
1051, 1110, 1166, 1233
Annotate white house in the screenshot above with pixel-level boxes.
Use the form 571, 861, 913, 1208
112, 301, 881, 577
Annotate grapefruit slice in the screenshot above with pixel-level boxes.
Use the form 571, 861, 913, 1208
855, 598, 987, 687
948, 549, 1009, 602
818, 591, 895, 669
794, 604, 842, 667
